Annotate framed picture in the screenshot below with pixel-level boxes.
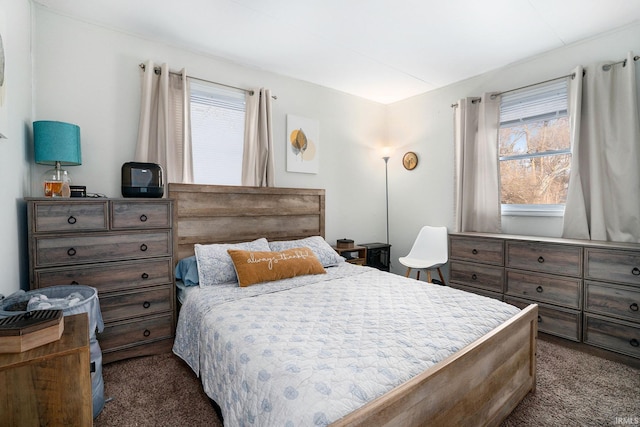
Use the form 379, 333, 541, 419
286, 114, 319, 174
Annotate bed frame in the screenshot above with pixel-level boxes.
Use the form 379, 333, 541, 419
168, 183, 538, 427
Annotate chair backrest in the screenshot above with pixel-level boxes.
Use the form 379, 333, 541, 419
406, 226, 448, 263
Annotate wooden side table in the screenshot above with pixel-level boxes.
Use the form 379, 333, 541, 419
333, 245, 367, 265
0, 313, 92, 426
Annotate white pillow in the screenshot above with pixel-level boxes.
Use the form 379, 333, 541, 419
195, 238, 270, 286
268, 236, 345, 267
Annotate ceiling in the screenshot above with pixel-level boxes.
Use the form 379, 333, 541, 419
33, 0, 640, 104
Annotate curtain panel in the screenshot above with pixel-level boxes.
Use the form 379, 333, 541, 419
135, 60, 194, 184
562, 52, 640, 243
242, 88, 275, 187
453, 93, 502, 233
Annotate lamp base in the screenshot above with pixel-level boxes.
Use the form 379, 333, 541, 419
41, 166, 71, 198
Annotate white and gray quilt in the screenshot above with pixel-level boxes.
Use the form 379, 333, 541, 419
173, 263, 521, 427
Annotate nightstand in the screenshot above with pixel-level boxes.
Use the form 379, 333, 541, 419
0, 313, 92, 426
334, 245, 367, 265
360, 243, 392, 271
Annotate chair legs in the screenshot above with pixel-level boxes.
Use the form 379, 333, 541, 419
436, 268, 446, 286
405, 268, 422, 280
405, 267, 446, 286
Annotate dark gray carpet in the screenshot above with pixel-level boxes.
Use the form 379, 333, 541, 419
94, 338, 639, 426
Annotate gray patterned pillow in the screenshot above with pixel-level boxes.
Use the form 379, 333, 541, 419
268, 236, 345, 267
195, 238, 270, 286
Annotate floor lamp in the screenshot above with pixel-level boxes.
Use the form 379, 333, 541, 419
383, 156, 390, 245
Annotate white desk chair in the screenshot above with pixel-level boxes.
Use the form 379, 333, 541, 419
399, 226, 448, 284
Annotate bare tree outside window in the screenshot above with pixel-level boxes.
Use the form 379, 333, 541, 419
498, 80, 570, 210
499, 117, 571, 205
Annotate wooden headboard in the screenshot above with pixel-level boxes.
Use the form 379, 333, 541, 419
168, 183, 326, 262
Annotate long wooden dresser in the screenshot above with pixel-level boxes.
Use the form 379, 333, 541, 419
26, 198, 175, 364
449, 232, 640, 359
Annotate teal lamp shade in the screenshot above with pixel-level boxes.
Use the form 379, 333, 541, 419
34, 121, 82, 166
33, 121, 81, 197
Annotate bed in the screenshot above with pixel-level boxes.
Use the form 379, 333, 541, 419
169, 183, 538, 427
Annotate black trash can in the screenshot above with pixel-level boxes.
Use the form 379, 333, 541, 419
0, 285, 105, 418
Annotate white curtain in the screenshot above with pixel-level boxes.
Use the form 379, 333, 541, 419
454, 93, 502, 233
562, 52, 640, 242
242, 88, 275, 187
135, 60, 194, 184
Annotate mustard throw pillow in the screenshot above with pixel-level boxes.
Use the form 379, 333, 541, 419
227, 247, 326, 287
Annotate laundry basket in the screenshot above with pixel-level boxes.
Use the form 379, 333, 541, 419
0, 285, 105, 418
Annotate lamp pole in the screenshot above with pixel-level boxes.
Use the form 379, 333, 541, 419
383, 156, 389, 245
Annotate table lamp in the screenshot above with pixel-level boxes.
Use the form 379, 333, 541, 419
33, 121, 82, 197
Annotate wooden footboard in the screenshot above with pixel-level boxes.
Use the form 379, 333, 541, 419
333, 304, 538, 427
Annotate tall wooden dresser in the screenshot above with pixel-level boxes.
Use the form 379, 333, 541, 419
26, 198, 175, 364
449, 232, 640, 360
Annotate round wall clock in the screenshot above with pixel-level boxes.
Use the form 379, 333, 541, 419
402, 152, 418, 170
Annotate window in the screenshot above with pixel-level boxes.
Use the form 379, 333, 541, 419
499, 80, 571, 216
189, 80, 246, 185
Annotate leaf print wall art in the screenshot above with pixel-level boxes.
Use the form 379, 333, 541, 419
286, 114, 319, 174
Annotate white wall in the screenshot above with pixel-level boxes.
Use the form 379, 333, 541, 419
387, 22, 640, 275
0, 0, 33, 298
31, 7, 389, 262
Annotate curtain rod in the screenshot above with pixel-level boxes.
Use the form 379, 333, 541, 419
138, 63, 277, 99
451, 55, 639, 108
491, 72, 577, 98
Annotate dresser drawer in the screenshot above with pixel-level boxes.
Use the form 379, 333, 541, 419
449, 236, 504, 266
111, 201, 172, 230
583, 313, 640, 358
506, 270, 582, 309
99, 285, 173, 323
33, 231, 172, 267
98, 313, 173, 352
585, 281, 640, 322
31, 201, 108, 233
506, 241, 582, 277
33, 258, 173, 293
506, 297, 581, 341
585, 248, 640, 286
450, 260, 504, 293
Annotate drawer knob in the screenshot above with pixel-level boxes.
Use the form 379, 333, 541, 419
472, 249, 478, 255
143, 301, 151, 309
67, 248, 77, 257
141, 272, 149, 279
536, 286, 543, 293
537, 315, 542, 323
140, 214, 148, 222
631, 303, 639, 312
471, 274, 478, 280
632, 267, 640, 276
631, 339, 639, 348
140, 244, 148, 252
67, 215, 77, 224
143, 329, 151, 337
537, 256, 545, 263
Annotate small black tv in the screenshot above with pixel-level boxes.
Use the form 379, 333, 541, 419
121, 162, 164, 198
